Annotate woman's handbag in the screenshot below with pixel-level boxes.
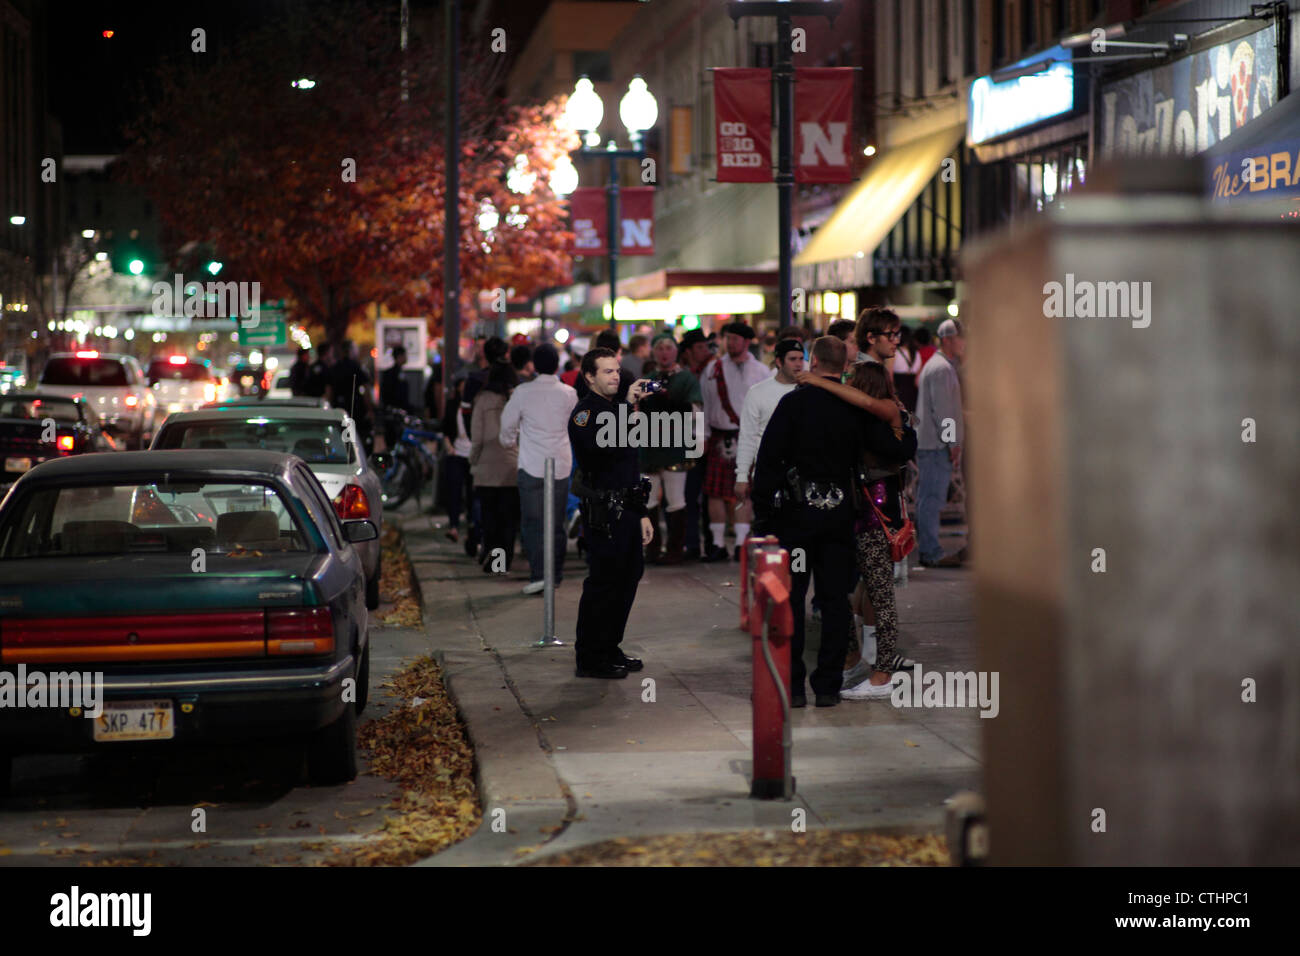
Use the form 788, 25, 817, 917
868, 491, 916, 563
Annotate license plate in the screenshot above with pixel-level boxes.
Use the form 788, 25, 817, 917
93, 699, 175, 742
4, 457, 31, 473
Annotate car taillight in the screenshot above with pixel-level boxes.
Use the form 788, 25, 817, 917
124, 395, 139, 407
333, 484, 371, 520
56, 434, 75, 452
266, 607, 335, 655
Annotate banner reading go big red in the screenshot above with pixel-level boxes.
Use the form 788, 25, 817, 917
714, 68, 773, 182
795, 68, 855, 183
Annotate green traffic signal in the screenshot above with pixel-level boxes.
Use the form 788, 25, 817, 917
128, 259, 145, 275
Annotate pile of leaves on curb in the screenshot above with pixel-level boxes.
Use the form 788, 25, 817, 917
525, 830, 950, 867
377, 524, 422, 628
324, 656, 480, 866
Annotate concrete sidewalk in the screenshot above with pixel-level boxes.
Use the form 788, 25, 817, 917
401, 503, 981, 866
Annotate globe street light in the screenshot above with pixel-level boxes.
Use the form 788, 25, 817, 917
549, 155, 578, 197
566, 75, 658, 329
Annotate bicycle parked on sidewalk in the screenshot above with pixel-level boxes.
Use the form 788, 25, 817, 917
370, 406, 442, 510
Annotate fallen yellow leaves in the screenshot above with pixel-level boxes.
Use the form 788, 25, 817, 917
377, 525, 423, 628
526, 831, 951, 867
324, 655, 480, 866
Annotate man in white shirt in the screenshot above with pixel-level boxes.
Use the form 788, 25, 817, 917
699, 321, 773, 561
499, 344, 578, 594
734, 339, 804, 503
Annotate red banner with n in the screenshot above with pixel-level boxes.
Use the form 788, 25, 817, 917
795, 68, 854, 183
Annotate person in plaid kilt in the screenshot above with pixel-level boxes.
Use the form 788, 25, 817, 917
698, 321, 773, 561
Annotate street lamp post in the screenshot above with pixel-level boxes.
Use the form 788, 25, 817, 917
726, 2, 842, 330
566, 76, 658, 330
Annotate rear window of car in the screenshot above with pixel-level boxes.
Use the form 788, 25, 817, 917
147, 360, 213, 383
0, 481, 310, 559
0, 397, 81, 424
40, 357, 130, 387
155, 417, 353, 464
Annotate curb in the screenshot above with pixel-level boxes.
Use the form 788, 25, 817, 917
396, 510, 573, 866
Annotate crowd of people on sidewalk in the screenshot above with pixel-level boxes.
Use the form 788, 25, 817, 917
370, 308, 967, 699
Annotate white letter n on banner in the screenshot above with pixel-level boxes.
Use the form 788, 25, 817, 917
621, 219, 653, 251
798, 122, 847, 167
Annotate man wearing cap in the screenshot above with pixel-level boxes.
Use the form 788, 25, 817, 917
678, 329, 712, 560
639, 331, 704, 564
915, 318, 966, 568
499, 344, 579, 594
734, 339, 804, 506
699, 321, 773, 561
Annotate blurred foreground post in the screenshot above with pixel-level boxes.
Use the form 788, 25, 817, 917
965, 158, 1300, 865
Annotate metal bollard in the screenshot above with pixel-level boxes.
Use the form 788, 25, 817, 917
534, 456, 564, 647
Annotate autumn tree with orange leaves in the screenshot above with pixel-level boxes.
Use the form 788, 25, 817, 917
122, 3, 576, 344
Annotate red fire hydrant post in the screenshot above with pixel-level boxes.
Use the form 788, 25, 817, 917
750, 546, 795, 800
740, 535, 780, 632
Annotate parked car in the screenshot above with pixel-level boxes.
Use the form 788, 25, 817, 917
36, 351, 159, 449
151, 406, 383, 608
0, 393, 116, 489
205, 396, 330, 410
0, 449, 375, 792
146, 355, 226, 415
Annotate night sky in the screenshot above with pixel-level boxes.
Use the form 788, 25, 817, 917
48, 0, 550, 154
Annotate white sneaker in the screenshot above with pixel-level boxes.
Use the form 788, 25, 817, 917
522, 580, 546, 595
842, 658, 871, 688
840, 678, 895, 700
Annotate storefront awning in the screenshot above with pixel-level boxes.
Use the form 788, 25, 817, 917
1205, 92, 1300, 203
794, 124, 964, 267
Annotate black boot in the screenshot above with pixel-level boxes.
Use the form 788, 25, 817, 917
660, 508, 686, 565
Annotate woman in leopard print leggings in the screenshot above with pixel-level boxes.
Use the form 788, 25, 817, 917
855, 497, 908, 673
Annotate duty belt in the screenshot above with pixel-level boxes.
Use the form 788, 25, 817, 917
585, 481, 649, 524
802, 480, 845, 510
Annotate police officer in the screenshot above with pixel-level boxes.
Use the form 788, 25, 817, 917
752, 336, 910, 708
568, 347, 655, 679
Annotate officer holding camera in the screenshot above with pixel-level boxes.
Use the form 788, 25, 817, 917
568, 347, 656, 679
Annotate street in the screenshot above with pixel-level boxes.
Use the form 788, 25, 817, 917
0, 611, 428, 867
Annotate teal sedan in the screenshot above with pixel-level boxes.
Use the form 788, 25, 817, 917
0, 449, 376, 792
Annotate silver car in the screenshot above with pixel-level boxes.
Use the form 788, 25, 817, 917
150, 406, 384, 608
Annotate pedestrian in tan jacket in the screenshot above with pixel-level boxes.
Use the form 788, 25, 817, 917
470, 361, 519, 573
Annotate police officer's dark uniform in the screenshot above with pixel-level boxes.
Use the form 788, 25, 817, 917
752, 365, 914, 707
568, 376, 648, 678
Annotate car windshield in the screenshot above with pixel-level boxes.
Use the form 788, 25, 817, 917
41, 357, 130, 387
148, 360, 213, 383
0, 480, 309, 559
0, 397, 81, 423
156, 418, 352, 464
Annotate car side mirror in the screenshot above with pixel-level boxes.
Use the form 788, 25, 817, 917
342, 520, 378, 543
